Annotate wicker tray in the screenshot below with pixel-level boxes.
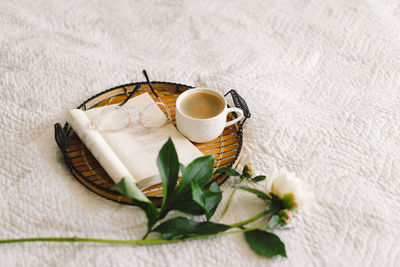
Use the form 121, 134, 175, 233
55, 81, 250, 206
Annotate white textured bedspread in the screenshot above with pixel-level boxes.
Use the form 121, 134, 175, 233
1, 0, 399, 266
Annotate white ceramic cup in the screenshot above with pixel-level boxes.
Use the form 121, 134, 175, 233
176, 88, 245, 143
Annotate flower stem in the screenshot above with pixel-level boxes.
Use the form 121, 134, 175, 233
0, 237, 165, 245
218, 176, 247, 222
229, 211, 267, 228
0, 226, 263, 246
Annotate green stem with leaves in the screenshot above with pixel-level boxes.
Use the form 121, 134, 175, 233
0, 225, 264, 246
2, 139, 289, 258
0, 210, 269, 246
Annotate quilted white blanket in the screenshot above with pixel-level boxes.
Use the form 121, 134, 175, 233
1, 0, 399, 266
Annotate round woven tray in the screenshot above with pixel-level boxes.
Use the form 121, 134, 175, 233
62, 81, 244, 206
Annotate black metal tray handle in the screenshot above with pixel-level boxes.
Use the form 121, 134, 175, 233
224, 89, 251, 125
54, 123, 72, 168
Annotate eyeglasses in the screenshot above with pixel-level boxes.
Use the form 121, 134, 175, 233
89, 71, 172, 133
89, 101, 172, 132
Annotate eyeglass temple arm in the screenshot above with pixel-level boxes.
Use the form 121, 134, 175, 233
143, 70, 159, 98
118, 84, 141, 107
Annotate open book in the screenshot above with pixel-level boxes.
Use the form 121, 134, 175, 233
67, 92, 204, 189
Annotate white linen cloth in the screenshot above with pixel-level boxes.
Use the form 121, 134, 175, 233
0, 0, 399, 266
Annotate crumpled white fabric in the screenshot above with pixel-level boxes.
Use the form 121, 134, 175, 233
1, 0, 399, 266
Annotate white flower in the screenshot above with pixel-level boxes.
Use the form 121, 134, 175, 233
265, 166, 314, 210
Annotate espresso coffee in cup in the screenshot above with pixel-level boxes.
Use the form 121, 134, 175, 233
176, 88, 244, 143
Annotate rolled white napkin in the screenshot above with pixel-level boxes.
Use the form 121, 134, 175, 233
67, 109, 134, 184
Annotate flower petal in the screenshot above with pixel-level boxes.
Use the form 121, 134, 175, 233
264, 166, 313, 211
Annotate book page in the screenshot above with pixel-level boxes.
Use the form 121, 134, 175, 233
85, 92, 204, 188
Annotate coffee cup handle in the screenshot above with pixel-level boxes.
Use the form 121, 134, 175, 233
225, 108, 245, 127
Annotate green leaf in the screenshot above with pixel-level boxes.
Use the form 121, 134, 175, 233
179, 163, 186, 174
171, 200, 205, 216
153, 217, 231, 240
244, 230, 286, 258
234, 185, 271, 200
157, 138, 180, 207
110, 177, 150, 203
111, 178, 159, 229
252, 175, 266, 182
204, 182, 223, 215
175, 155, 214, 197
191, 180, 206, 208
191, 181, 222, 220
214, 167, 241, 177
